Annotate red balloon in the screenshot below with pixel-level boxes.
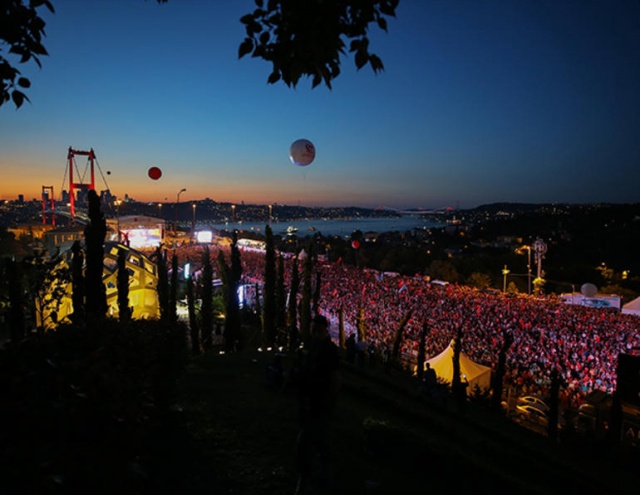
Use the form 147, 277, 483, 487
351, 240, 360, 249
148, 167, 162, 180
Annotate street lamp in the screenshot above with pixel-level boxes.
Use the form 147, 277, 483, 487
192, 203, 196, 239
502, 265, 510, 293
268, 204, 272, 224
516, 244, 533, 294
231, 204, 236, 222
157, 202, 162, 218
175, 188, 186, 232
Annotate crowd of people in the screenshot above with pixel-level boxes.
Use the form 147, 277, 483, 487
172, 243, 640, 408
319, 262, 640, 407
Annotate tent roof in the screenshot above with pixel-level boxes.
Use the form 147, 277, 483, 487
622, 296, 640, 315
426, 340, 492, 390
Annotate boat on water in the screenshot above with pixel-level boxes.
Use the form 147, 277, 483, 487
283, 225, 298, 235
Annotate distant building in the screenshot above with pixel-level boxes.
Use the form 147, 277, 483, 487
8, 223, 53, 242
43, 225, 86, 256
36, 242, 159, 329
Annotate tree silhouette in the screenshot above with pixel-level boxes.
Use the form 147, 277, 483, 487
156, 246, 170, 323
70, 240, 85, 324
391, 308, 412, 365
263, 224, 277, 346
218, 233, 242, 352
117, 246, 131, 322
451, 328, 462, 395
0, 0, 53, 108
275, 254, 287, 340
186, 274, 200, 355
338, 305, 345, 349
201, 246, 214, 350
287, 253, 300, 350
84, 189, 107, 320
239, 0, 399, 89
548, 368, 561, 442
169, 251, 178, 323
416, 322, 428, 382
3, 0, 399, 108
300, 244, 314, 345
227, 231, 243, 350
313, 270, 321, 316
491, 330, 513, 413
356, 304, 366, 343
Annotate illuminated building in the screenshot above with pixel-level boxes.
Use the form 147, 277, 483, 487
37, 242, 159, 329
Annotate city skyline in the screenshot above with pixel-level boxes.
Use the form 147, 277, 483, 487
1, 1, 639, 209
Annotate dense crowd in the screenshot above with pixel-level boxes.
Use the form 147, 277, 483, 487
172, 243, 640, 407
315, 262, 640, 407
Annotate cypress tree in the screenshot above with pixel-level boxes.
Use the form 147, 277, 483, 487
416, 322, 428, 382
156, 246, 170, 323
254, 282, 262, 321
227, 231, 243, 350
313, 270, 321, 316
263, 225, 277, 346
357, 304, 366, 343
117, 246, 131, 322
186, 275, 200, 354
169, 251, 179, 323
548, 367, 561, 442
452, 327, 469, 411
299, 244, 313, 345
201, 246, 213, 350
338, 305, 345, 349
391, 308, 412, 365
491, 331, 513, 413
275, 254, 287, 339
287, 256, 300, 351
287, 254, 300, 335
452, 328, 462, 394
70, 240, 85, 324
83, 189, 107, 319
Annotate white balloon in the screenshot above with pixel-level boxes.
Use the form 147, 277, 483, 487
289, 138, 316, 166
580, 283, 598, 297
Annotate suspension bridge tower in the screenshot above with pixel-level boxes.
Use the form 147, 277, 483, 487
41, 185, 55, 226
67, 146, 97, 218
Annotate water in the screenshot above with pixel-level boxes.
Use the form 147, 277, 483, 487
204, 217, 444, 238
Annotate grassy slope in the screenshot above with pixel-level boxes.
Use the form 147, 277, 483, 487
170, 347, 640, 495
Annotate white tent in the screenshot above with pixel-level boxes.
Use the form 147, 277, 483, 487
425, 340, 492, 391
622, 296, 640, 317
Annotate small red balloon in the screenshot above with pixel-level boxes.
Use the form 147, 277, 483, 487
148, 167, 162, 180
351, 240, 360, 249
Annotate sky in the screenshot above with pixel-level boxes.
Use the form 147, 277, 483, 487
1, 0, 639, 210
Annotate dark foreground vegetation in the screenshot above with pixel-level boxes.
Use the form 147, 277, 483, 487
3, 316, 640, 495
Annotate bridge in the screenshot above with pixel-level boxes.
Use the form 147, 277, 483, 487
53, 205, 89, 224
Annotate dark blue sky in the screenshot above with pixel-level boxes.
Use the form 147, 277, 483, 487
1, 0, 639, 209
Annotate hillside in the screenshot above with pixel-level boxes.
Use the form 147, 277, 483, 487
172, 347, 640, 494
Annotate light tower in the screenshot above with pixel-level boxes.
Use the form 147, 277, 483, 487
533, 237, 547, 279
